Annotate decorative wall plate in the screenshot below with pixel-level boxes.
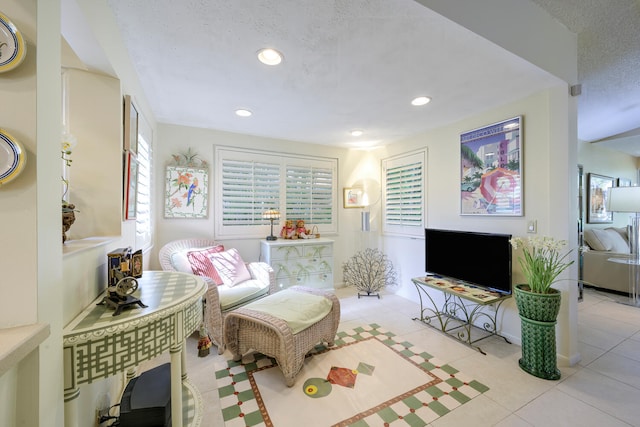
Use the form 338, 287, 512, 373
0, 11, 27, 73
0, 129, 26, 185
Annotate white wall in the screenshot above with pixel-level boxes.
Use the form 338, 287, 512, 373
415, 0, 580, 367
152, 86, 580, 365
377, 87, 579, 364
56, 0, 160, 424
417, 0, 578, 84
0, 0, 582, 425
0, 1, 64, 426
150, 124, 375, 285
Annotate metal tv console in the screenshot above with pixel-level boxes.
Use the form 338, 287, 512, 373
411, 276, 511, 354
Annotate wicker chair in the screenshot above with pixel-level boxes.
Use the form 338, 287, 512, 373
159, 238, 277, 354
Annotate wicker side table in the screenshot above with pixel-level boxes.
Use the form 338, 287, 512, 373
224, 286, 340, 386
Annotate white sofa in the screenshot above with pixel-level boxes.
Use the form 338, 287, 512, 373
582, 227, 632, 294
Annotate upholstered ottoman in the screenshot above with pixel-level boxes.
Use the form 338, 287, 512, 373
224, 286, 340, 386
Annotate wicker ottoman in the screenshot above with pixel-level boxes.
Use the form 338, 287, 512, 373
224, 286, 340, 387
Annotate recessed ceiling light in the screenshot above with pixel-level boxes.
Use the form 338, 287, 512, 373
235, 109, 252, 117
350, 129, 363, 137
411, 96, 431, 106
257, 48, 283, 65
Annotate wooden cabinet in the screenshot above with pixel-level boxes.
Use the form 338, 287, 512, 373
260, 238, 334, 290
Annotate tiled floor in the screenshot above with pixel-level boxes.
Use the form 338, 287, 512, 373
147, 286, 640, 426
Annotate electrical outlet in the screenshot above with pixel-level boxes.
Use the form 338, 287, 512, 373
527, 220, 537, 233
96, 407, 113, 426
95, 393, 111, 426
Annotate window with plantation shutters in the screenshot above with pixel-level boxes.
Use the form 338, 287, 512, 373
382, 150, 426, 237
221, 159, 280, 226
286, 165, 333, 225
215, 147, 337, 239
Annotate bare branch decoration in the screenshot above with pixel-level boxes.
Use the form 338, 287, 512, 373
342, 248, 397, 298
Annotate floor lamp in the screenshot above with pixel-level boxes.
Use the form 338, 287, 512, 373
607, 186, 640, 305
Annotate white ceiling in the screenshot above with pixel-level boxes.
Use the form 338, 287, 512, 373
530, 0, 640, 156
82, 1, 638, 153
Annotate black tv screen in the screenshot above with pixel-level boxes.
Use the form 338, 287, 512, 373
424, 228, 512, 295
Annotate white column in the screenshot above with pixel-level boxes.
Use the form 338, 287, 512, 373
170, 345, 183, 427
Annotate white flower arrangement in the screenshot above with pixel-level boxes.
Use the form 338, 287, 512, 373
510, 236, 575, 294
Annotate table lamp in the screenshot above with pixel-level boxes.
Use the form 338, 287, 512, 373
608, 186, 640, 259
607, 186, 640, 305
263, 209, 280, 241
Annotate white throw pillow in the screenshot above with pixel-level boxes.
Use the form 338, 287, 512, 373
170, 249, 194, 273
208, 248, 252, 287
584, 229, 613, 251
604, 228, 630, 253
606, 226, 629, 243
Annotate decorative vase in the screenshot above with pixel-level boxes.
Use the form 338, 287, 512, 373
62, 206, 76, 243
514, 284, 561, 380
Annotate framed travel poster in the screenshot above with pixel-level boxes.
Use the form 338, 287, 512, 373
460, 116, 523, 216
164, 166, 209, 218
587, 173, 614, 223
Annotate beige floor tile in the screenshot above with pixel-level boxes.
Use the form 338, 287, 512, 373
516, 388, 631, 427
586, 351, 640, 389
578, 324, 628, 350
577, 341, 608, 366
557, 367, 640, 426
579, 312, 640, 337
493, 414, 534, 427
430, 394, 511, 427
612, 338, 640, 362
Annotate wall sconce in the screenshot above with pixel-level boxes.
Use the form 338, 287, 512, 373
361, 211, 370, 232
262, 209, 280, 241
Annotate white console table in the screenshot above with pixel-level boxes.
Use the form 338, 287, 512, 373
261, 238, 334, 290
63, 271, 206, 427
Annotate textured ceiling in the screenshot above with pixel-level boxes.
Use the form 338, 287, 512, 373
91, 0, 637, 153
101, 0, 560, 148
530, 0, 640, 156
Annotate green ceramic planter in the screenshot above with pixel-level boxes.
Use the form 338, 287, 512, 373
514, 284, 561, 322
514, 284, 561, 380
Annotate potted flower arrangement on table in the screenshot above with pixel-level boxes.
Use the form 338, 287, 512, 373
61, 134, 78, 243
510, 236, 575, 380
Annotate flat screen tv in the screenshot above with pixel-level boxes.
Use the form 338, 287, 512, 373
424, 228, 512, 295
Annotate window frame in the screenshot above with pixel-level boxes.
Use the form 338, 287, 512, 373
214, 146, 338, 239
134, 112, 153, 251
382, 149, 426, 238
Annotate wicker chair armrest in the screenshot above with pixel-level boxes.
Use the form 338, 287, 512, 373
203, 281, 225, 353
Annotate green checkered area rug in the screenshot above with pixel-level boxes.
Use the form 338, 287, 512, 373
214, 324, 489, 427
